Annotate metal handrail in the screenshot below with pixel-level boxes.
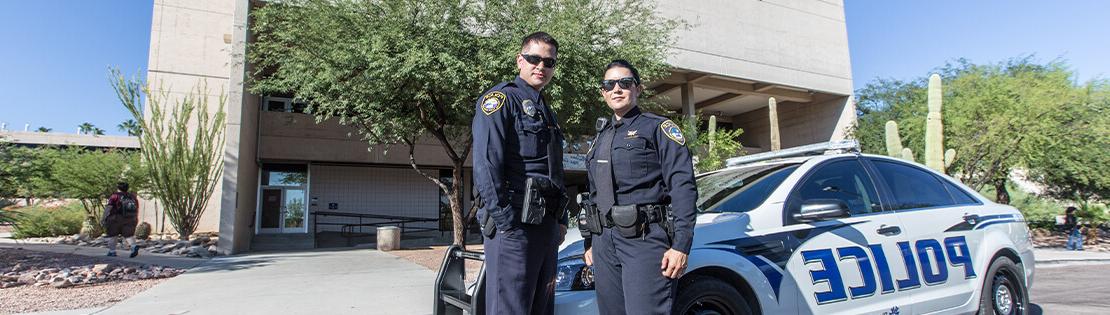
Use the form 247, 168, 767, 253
311, 211, 439, 247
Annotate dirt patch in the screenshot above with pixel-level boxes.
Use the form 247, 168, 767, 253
389, 245, 485, 281
0, 248, 182, 314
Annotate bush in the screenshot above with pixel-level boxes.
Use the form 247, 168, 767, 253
12, 203, 85, 238
135, 221, 152, 240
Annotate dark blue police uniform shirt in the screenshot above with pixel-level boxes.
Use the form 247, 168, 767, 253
586, 106, 697, 253
472, 76, 568, 231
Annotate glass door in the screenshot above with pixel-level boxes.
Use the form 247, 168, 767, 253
257, 164, 309, 234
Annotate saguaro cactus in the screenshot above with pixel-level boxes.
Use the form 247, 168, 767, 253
884, 120, 904, 157
769, 97, 781, 151
901, 148, 915, 162
925, 74, 945, 172
944, 148, 956, 170
708, 115, 717, 152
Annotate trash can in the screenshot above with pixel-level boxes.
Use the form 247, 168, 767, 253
377, 226, 401, 251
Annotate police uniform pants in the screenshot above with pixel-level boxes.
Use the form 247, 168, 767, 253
483, 215, 559, 315
592, 224, 675, 315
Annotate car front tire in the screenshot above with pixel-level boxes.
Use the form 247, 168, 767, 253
978, 256, 1028, 315
673, 275, 754, 315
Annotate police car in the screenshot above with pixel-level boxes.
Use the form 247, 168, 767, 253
555, 140, 1034, 315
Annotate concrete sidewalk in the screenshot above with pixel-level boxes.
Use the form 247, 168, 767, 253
90, 247, 434, 315
1034, 248, 1110, 265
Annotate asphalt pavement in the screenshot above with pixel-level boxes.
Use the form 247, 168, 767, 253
1030, 262, 1110, 314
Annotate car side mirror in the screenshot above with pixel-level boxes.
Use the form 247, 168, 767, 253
792, 199, 850, 223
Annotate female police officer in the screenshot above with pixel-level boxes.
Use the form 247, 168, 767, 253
581, 60, 698, 315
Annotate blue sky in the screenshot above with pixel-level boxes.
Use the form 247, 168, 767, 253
0, 1, 152, 135
846, 0, 1110, 88
1, 1, 1108, 135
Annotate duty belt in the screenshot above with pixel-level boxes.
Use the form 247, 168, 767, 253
600, 204, 668, 228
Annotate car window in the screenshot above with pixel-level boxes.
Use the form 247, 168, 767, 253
697, 164, 799, 213
792, 159, 881, 215
941, 178, 980, 205
871, 160, 956, 210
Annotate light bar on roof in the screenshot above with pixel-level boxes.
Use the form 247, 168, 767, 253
725, 140, 860, 167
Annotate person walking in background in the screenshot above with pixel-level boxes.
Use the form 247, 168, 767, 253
103, 182, 141, 257
1064, 206, 1084, 251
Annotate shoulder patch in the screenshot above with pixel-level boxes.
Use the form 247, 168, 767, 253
481, 91, 507, 115
660, 120, 686, 145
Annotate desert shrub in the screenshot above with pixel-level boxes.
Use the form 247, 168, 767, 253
135, 221, 152, 240
12, 203, 85, 238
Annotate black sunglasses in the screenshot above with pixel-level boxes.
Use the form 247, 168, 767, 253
521, 54, 557, 68
600, 77, 639, 91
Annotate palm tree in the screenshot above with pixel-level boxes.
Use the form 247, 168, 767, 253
118, 119, 141, 136
36, 127, 51, 133
92, 127, 105, 136
77, 122, 95, 135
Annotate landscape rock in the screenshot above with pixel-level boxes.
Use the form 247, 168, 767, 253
50, 278, 73, 288
92, 263, 114, 274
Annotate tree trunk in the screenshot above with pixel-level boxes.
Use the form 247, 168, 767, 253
450, 161, 466, 247
994, 179, 1011, 205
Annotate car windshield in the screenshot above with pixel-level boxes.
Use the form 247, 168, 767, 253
697, 163, 800, 213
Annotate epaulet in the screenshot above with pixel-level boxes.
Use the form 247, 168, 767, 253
641, 112, 670, 123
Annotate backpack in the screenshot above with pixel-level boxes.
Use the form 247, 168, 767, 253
118, 193, 138, 217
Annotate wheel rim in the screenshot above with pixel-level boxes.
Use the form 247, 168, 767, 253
684, 294, 733, 315
993, 279, 1013, 315
991, 269, 1025, 315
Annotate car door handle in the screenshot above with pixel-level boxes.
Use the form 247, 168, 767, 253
877, 225, 901, 236
964, 214, 980, 225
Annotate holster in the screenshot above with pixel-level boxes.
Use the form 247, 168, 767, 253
480, 211, 496, 238
603, 204, 675, 241
608, 205, 643, 238
521, 176, 565, 225
576, 193, 603, 237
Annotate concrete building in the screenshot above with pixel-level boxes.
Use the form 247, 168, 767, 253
0, 131, 140, 150
144, 0, 855, 254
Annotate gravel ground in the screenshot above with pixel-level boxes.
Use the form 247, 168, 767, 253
0, 248, 176, 314
389, 244, 485, 281
0, 278, 167, 314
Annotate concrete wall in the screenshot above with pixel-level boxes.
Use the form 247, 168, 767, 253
658, 0, 853, 95
308, 165, 441, 233
258, 111, 465, 168
146, 0, 246, 252
731, 96, 854, 151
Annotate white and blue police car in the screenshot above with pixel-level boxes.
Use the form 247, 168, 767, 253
554, 140, 1034, 315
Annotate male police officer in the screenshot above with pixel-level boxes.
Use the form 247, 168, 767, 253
471, 31, 568, 315
580, 60, 697, 315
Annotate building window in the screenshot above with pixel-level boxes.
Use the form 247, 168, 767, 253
263, 96, 309, 114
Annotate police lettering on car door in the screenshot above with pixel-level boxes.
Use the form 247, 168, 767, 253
801, 235, 976, 305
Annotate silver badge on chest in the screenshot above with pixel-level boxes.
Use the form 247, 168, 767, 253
522, 99, 538, 117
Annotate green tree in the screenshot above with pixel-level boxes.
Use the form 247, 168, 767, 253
117, 119, 142, 136
1024, 81, 1110, 201
77, 122, 96, 135
853, 57, 1107, 203
36, 127, 51, 133
679, 115, 745, 173
248, 0, 680, 245
0, 143, 58, 205
114, 70, 226, 240
51, 147, 145, 236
